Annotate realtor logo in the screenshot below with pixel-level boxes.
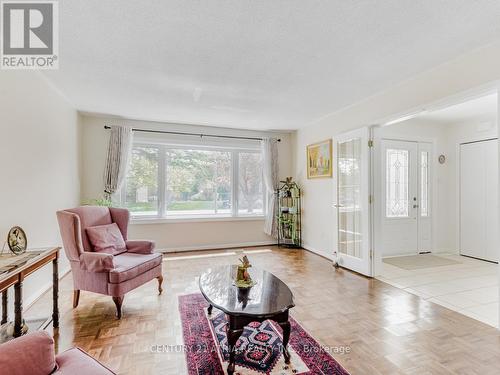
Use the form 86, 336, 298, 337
1, 0, 58, 69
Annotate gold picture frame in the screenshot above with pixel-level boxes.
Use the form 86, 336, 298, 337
307, 139, 332, 179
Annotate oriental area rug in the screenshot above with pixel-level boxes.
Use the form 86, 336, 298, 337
179, 293, 350, 375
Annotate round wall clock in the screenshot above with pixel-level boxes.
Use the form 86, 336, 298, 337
7, 226, 27, 255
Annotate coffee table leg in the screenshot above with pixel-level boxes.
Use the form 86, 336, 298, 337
280, 321, 291, 364
227, 327, 243, 375
207, 304, 213, 316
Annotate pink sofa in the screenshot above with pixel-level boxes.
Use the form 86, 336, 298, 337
57, 206, 163, 318
0, 331, 115, 374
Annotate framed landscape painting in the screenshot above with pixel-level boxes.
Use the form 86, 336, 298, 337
307, 139, 332, 178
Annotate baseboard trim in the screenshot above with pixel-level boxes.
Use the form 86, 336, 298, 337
158, 241, 277, 253
301, 243, 333, 261
24, 266, 71, 312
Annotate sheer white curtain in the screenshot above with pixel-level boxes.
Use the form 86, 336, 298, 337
261, 138, 279, 237
103, 126, 133, 200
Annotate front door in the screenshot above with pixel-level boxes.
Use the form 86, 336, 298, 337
379, 139, 431, 256
335, 127, 372, 276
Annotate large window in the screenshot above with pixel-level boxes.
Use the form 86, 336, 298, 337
118, 143, 265, 219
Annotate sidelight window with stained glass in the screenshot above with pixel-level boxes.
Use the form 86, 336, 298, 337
420, 151, 429, 217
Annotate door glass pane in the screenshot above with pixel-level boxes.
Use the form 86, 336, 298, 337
124, 146, 159, 216
338, 138, 362, 258
420, 151, 429, 217
386, 149, 409, 218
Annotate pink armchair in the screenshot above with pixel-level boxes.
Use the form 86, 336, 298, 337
56, 206, 163, 318
0, 331, 115, 374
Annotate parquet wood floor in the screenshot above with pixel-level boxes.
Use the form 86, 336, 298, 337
26, 246, 500, 375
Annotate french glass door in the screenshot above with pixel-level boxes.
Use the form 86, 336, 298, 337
335, 127, 372, 276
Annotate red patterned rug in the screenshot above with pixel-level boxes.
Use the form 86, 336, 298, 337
179, 293, 350, 375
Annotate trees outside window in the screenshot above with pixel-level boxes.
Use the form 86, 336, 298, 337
166, 149, 231, 215
118, 144, 264, 218
238, 152, 264, 215
123, 146, 158, 216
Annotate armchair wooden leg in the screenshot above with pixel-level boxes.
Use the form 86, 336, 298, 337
157, 276, 164, 295
73, 290, 80, 308
112, 296, 124, 319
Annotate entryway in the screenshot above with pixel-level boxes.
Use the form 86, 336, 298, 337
377, 139, 432, 257
372, 92, 499, 328
332, 91, 499, 328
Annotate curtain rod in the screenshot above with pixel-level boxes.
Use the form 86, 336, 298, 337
103, 126, 281, 142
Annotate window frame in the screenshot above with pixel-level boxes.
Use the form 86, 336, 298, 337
118, 141, 266, 221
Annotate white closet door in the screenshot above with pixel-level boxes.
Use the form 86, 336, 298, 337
460, 139, 498, 262
460, 142, 485, 259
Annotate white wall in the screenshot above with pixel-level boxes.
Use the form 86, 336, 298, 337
295, 40, 500, 259
80, 114, 294, 251
0, 71, 80, 310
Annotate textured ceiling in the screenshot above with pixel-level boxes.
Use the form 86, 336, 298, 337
43, 1, 500, 130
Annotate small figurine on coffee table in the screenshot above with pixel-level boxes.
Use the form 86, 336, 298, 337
235, 255, 256, 288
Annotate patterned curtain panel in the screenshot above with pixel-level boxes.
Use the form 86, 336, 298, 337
261, 138, 279, 238
103, 126, 133, 200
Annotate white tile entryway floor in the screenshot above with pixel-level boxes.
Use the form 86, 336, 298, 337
377, 254, 499, 328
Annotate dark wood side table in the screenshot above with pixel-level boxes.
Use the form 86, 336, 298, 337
199, 265, 295, 375
0, 247, 60, 340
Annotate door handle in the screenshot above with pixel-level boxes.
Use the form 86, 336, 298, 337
413, 204, 419, 208
333, 204, 344, 208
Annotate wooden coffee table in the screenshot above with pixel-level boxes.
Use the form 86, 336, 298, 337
199, 265, 295, 375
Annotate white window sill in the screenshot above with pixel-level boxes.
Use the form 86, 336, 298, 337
131, 215, 266, 224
